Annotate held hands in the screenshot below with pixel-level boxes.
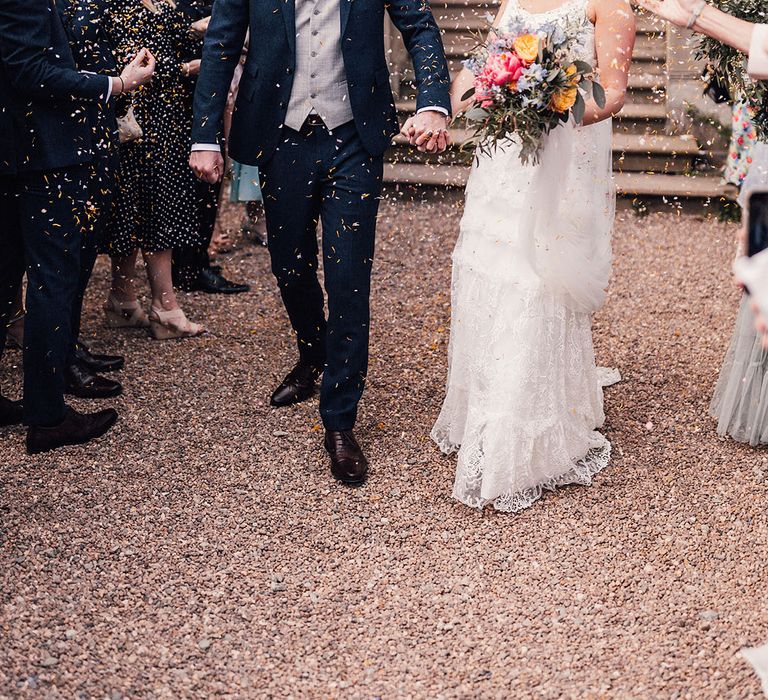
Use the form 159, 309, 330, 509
190, 150, 225, 184
634, 0, 702, 28
114, 48, 156, 95
401, 110, 452, 154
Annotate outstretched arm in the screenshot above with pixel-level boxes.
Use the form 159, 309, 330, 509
635, 0, 754, 53
0, 0, 111, 101
636, 0, 768, 79
582, 0, 635, 126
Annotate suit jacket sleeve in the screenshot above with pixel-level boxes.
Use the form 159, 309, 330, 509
0, 0, 110, 102
386, 0, 451, 115
191, 0, 248, 147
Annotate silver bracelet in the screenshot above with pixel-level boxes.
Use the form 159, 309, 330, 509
686, 0, 707, 30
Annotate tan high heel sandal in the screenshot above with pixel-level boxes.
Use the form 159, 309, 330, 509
104, 294, 150, 329
148, 306, 205, 340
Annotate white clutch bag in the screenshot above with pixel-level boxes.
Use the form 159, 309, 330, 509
117, 105, 143, 144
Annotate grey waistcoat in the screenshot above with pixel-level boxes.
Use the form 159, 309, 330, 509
284, 0, 354, 131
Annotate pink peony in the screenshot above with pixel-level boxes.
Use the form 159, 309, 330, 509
483, 52, 524, 88
473, 77, 495, 108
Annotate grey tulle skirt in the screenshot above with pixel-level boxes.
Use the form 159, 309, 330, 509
710, 294, 768, 445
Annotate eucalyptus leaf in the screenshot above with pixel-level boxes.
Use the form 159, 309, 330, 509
465, 107, 490, 121
572, 92, 585, 125
461, 88, 476, 102
572, 60, 593, 75
592, 80, 606, 109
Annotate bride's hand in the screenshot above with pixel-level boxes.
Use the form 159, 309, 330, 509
634, 0, 702, 28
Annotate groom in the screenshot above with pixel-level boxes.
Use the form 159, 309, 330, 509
190, 0, 452, 484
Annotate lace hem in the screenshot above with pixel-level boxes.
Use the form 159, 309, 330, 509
433, 431, 611, 514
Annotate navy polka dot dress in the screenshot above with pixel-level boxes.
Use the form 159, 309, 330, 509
103, 0, 212, 256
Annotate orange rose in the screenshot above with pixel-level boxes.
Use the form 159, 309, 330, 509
550, 87, 578, 113
513, 34, 539, 64
565, 64, 580, 86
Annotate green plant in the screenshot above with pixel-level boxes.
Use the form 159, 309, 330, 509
696, 1, 768, 139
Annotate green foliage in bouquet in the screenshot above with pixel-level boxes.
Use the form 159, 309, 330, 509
696, 0, 768, 138
460, 17, 605, 166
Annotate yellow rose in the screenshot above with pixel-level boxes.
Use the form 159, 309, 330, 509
550, 87, 578, 113
513, 34, 539, 64
565, 64, 580, 86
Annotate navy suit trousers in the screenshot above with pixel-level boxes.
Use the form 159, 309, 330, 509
260, 120, 383, 431
0, 168, 87, 426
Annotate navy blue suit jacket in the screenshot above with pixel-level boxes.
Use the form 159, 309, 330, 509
57, 0, 117, 76
191, 0, 451, 166
0, 0, 111, 175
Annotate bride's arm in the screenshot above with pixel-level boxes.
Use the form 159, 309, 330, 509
581, 0, 635, 126
450, 68, 475, 116
450, 0, 510, 116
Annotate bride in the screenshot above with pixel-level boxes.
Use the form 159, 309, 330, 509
432, 0, 636, 512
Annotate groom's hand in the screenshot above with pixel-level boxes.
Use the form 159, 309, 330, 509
401, 111, 451, 154
190, 150, 225, 184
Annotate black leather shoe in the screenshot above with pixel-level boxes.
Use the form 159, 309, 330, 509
65, 363, 123, 399
270, 362, 322, 407
27, 406, 118, 455
194, 267, 250, 294
74, 342, 124, 373
0, 395, 23, 427
324, 430, 368, 485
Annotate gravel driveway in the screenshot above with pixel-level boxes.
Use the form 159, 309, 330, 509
1, 192, 766, 698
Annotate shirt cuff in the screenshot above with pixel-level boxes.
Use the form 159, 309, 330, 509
748, 24, 768, 80
191, 143, 222, 152
416, 106, 449, 117
84, 71, 113, 100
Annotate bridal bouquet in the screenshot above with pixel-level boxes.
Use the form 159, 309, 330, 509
696, 0, 768, 139
461, 18, 605, 165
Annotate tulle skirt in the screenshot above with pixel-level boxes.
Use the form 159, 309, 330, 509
710, 295, 768, 445
432, 119, 617, 512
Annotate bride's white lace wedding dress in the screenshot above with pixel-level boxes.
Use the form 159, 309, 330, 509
431, 0, 619, 513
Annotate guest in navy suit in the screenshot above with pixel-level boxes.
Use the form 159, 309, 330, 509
57, 0, 128, 398
0, 0, 154, 453
190, 0, 451, 483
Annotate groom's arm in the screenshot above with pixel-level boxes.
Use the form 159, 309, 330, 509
387, 0, 452, 151
190, 0, 248, 162
386, 0, 451, 115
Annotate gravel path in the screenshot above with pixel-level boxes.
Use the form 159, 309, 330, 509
1, 193, 767, 698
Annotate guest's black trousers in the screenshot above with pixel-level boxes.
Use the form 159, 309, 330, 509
0, 168, 87, 426
172, 180, 220, 287
259, 120, 383, 431
69, 147, 118, 356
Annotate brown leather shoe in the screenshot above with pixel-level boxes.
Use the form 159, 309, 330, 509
26, 406, 118, 455
270, 361, 322, 407
324, 430, 368, 485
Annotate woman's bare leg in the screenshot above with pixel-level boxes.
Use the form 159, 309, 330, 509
143, 249, 180, 312
110, 251, 140, 304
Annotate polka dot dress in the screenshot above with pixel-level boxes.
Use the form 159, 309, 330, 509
103, 0, 212, 256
